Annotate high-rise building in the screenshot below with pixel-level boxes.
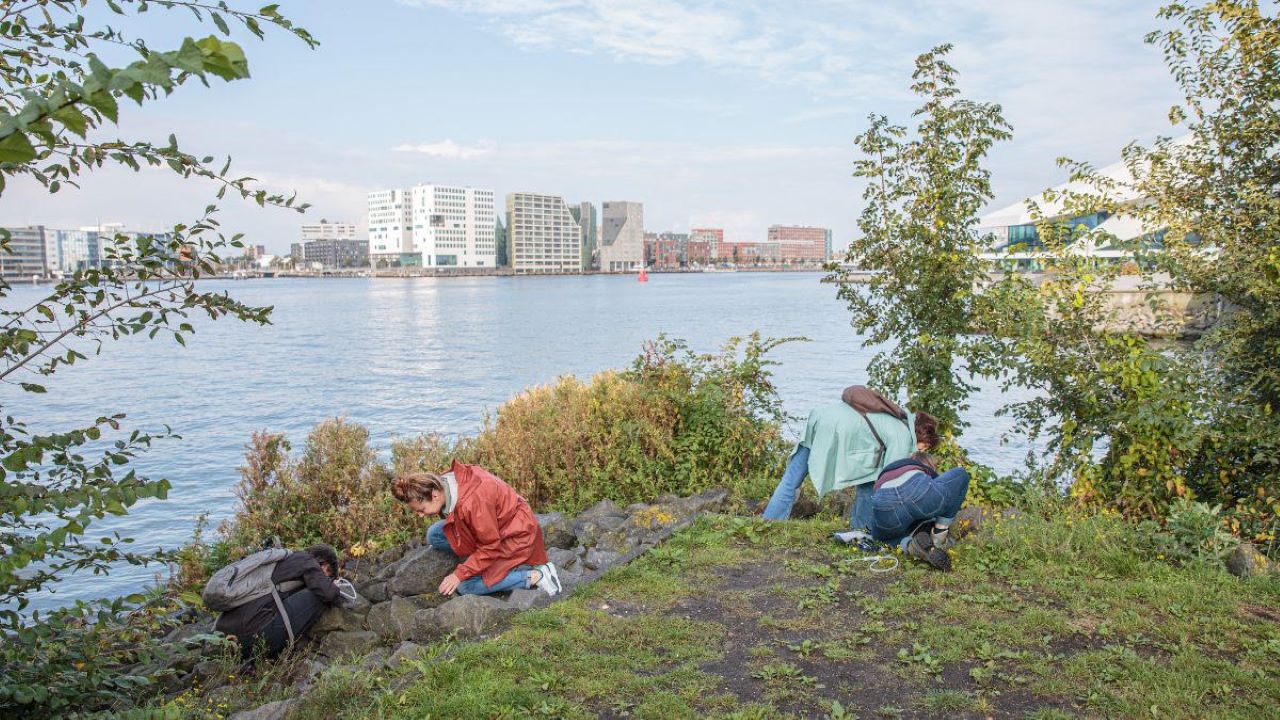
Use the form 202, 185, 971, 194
568, 201, 598, 271
0, 226, 48, 278
599, 201, 644, 273
768, 225, 832, 263
505, 192, 583, 274
691, 228, 724, 261
367, 189, 413, 265
368, 186, 496, 268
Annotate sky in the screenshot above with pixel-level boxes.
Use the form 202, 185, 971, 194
4, 0, 1185, 255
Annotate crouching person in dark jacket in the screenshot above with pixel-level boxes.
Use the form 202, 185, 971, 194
214, 544, 343, 660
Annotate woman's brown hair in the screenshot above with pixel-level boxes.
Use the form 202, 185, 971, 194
392, 472, 444, 504
914, 411, 941, 452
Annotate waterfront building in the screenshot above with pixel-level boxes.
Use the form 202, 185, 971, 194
495, 214, 508, 267
0, 225, 48, 278
368, 186, 496, 268
505, 192, 583, 274
568, 201, 598, 271
768, 225, 832, 264
977, 145, 1180, 269
301, 220, 358, 242
721, 241, 782, 265
367, 189, 413, 267
408, 184, 496, 268
686, 238, 711, 266
292, 238, 369, 269
599, 201, 644, 273
646, 232, 690, 269
691, 228, 724, 261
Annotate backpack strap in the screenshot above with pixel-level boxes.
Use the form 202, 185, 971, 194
856, 410, 888, 469
270, 579, 304, 646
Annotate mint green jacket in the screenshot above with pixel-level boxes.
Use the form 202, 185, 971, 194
800, 402, 915, 497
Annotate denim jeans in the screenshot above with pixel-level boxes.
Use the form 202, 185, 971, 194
762, 444, 876, 531
426, 520, 534, 595
869, 467, 970, 547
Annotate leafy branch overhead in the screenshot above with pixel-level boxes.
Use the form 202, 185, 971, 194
0, 1, 314, 202
0, 3, 316, 715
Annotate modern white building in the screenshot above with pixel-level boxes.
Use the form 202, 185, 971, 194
505, 192, 583, 274
599, 201, 644, 273
408, 185, 496, 268
977, 140, 1192, 267
367, 185, 495, 268
367, 189, 413, 266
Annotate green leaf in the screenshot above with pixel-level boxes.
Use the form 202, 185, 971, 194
0, 131, 37, 164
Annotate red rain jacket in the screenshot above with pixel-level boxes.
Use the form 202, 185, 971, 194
443, 460, 549, 587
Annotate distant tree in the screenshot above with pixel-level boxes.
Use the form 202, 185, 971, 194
0, 2, 314, 714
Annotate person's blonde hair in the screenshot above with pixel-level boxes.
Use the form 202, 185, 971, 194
392, 472, 444, 504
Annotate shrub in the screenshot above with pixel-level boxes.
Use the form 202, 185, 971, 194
223, 419, 417, 558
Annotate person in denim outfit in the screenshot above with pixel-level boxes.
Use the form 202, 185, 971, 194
868, 414, 970, 571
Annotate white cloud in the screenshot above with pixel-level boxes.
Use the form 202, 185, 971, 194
393, 139, 497, 159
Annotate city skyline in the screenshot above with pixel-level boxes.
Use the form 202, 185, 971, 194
1, 1, 1182, 256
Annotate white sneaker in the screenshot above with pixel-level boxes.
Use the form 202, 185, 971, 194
534, 563, 561, 596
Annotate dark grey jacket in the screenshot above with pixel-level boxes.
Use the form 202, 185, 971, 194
213, 552, 340, 640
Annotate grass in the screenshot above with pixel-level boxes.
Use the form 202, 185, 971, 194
199, 509, 1280, 720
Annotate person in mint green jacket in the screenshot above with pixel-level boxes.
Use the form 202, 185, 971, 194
762, 386, 934, 532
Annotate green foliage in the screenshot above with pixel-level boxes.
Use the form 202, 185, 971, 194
1137, 498, 1239, 566
985, 1, 1280, 539
830, 44, 1013, 434
0, 3, 314, 716
223, 420, 415, 559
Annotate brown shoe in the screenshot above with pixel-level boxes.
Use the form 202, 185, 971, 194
905, 530, 951, 571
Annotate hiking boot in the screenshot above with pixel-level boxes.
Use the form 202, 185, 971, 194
905, 530, 951, 571
534, 563, 562, 596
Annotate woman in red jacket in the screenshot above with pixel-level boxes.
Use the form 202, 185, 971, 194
392, 460, 561, 596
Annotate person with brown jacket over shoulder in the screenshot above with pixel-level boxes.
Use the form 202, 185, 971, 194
214, 544, 343, 660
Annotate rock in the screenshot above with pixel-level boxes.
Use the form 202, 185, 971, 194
573, 512, 628, 548
547, 547, 579, 569
360, 647, 391, 670
681, 487, 732, 515
378, 545, 409, 565
584, 548, 621, 571
229, 699, 295, 720
390, 547, 458, 597
593, 528, 640, 555
387, 641, 427, 668
577, 499, 625, 520
951, 506, 986, 541
506, 588, 551, 610
358, 580, 389, 604
192, 660, 222, 682
366, 596, 432, 641
1227, 543, 1271, 578
790, 497, 820, 519
434, 594, 514, 638
311, 605, 368, 635
316, 630, 380, 659
537, 511, 577, 549
408, 608, 440, 641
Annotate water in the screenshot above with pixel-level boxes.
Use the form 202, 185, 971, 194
3, 273, 1036, 611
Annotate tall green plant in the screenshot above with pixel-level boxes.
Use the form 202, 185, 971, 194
0, 2, 314, 715
830, 44, 1013, 434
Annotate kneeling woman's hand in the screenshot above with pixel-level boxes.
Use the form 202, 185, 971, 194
438, 572, 461, 596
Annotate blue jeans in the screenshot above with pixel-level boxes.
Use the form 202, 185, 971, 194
426, 520, 534, 595
870, 468, 970, 549
762, 444, 876, 531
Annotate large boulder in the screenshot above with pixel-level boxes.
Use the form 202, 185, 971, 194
310, 605, 368, 635
573, 501, 629, 548
1227, 543, 1272, 578
537, 512, 577, 549
357, 580, 389, 604
390, 547, 458, 597
386, 641, 427, 668
434, 594, 515, 638
316, 630, 379, 659
547, 547, 579, 570
366, 596, 438, 641
584, 548, 622, 572
505, 588, 551, 611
